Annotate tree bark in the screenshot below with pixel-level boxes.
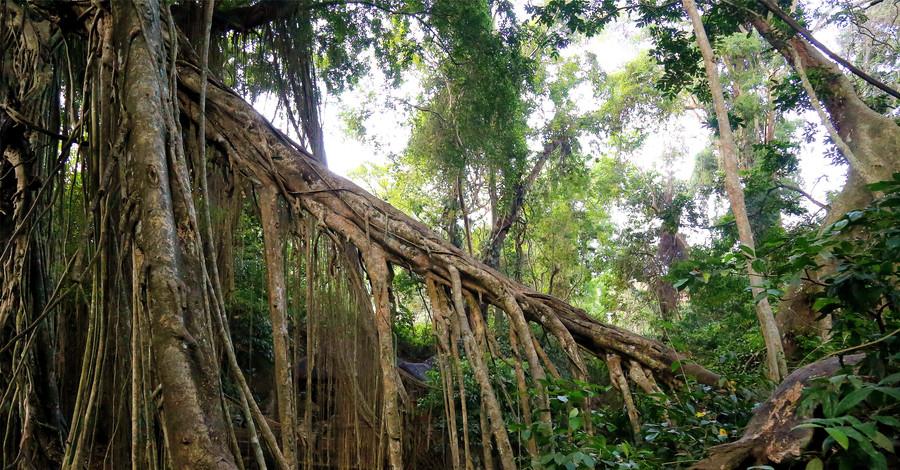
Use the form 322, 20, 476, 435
683, 0, 787, 382
258, 187, 298, 467
692, 354, 865, 469
482, 137, 561, 270
112, 1, 237, 467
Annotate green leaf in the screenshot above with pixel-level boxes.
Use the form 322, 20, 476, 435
805, 458, 823, 470
673, 278, 689, 290
874, 416, 900, 428
868, 180, 899, 191
834, 387, 873, 415
826, 427, 850, 450
876, 387, 900, 400
813, 297, 840, 312
751, 259, 765, 273
568, 407, 579, 418
879, 372, 900, 385
871, 431, 894, 453
579, 454, 595, 467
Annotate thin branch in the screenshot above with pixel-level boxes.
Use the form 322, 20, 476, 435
756, 0, 900, 99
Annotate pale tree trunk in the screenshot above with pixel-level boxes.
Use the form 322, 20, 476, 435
749, 10, 900, 356
258, 187, 297, 467
683, 0, 788, 382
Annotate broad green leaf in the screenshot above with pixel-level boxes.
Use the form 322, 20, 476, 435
805, 458, 823, 470
876, 387, 900, 400
834, 387, 873, 415
879, 372, 900, 385
825, 427, 849, 450
874, 416, 900, 428
871, 431, 894, 453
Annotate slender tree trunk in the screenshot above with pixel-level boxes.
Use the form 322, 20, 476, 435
259, 187, 297, 467
482, 138, 560, 270
683, 0, 787, 382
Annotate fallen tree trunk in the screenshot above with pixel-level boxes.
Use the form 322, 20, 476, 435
692, 354, 865, 470
175, 63, 720, 388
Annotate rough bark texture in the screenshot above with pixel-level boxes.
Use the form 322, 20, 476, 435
693, 354, 865, 469
430, 273, 515, 470
112, 1, 236, 467
684, 0, 787, 381
258, 187, 297, 466
2, 3, 731, 467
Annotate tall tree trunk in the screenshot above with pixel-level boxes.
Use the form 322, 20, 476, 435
258, 187, 297, 467
683, 0, 788, 382
111, 1, 236, 467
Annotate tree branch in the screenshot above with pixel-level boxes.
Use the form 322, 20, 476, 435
755, 0, 900, 100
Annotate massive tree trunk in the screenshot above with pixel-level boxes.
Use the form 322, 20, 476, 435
748, 6, 900, 356
684, 0, 788, 382
110, 1, 237, 467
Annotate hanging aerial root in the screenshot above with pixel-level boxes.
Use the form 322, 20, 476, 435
257, 186, 298, 467
443, 284, 473, 470
627, 360, 663, 395
427, 282, 461, 470
434, 271, 516, 470
606, 354, 641, 439
362, 247, 404, 470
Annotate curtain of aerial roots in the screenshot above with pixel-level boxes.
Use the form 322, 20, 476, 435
0, 9, 69, 466
282, 216, 386, 469
0, 3, 700, 468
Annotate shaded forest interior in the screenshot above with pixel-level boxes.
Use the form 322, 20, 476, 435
0, 1, 898, 469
